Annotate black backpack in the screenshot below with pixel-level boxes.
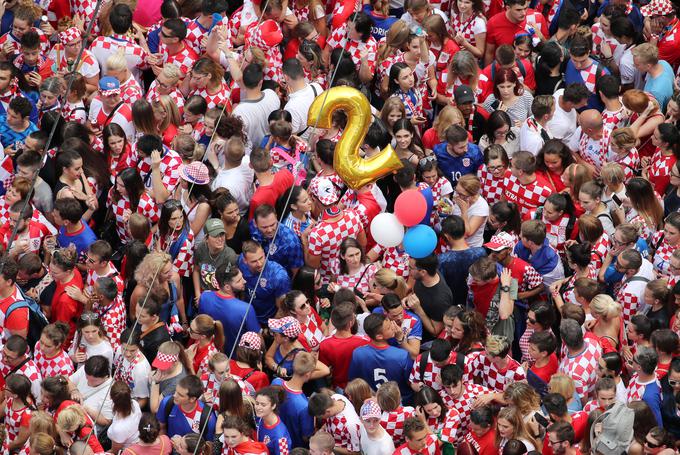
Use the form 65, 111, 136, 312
6, 292, 48, 349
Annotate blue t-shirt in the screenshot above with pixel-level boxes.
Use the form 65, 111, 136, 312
603, 239, 649, 286
363, 5, 398, 41
271, 378, 315, 448
348, 343, 414, 404
433, 142, 483, 188
57, 221, 98, 259
645, 60, 675, 112
238, 256, 291, 324
439, 247, 487, 306
564, 59, 609, 111
198, 291, 261, 354
250, 222, 304, 275
0, 115, 38, 148
372, 307, 423, 346
257, 416, 293, 455
156, 396, 217, 439
0, 93, 38, 125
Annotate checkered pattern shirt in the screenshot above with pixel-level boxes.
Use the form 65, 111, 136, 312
612, 147, 639, 181
558, 339, 601, 400
155, 229, 195, 278
381, 406, 414, 446
323, 394, 361, 452
394, 434, 441, 455
626, 373, 661, 403
450, 13, 484, 46
478, 166, 506, 206
378, 48, 405, 84
89, 34, 148, 81
189, 82, 232, 111
439, 408, 461, 444
370, 245, 410, 278
88, 98, 135, 140
228, 6, 258, 46
120, 76, 143, 105
48, 45, 100, 79
146, 80, 186, 114
63, 100, 88, 124
591, 23, 623, 62
464, 351, 526, 391
652, 231, 675, 277
512, 259, 543, 293
158, 43, 199, 78
327, 25, 378, 74
579, 61, 601, 94
439, 383, 492, 444
591, 233, 610, 270
4, 397, 30, 455
335, 263, 379, 297
650, 149, 675, 191
583, 399, 603, 413
541, 213, 575, 252
34, 342, 74, 378
602, 105, 629, 131
108, 189, 160, 243
185, 16, 230, 55
299, 313, 325, 351
0, 358, 41, 399
0, 29, 49, 56
135, 147, 182, 194
579, 128, 611, 174
503, 174, 552, 221
308, 210, 364, 284
201, 372, 254, 409
410, 352, 442, 391
195, 342, 219, 377
616, 274, 648, 327
93, 296, 127, 349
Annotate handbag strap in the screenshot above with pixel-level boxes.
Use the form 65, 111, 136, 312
353, 265, 371, 294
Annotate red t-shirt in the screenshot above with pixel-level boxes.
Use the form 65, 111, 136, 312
51, 272, 84, 347
658, 19, 680, 70
249, 170, 295, 220
0, 286, 28, 341
542, 411, 588, 455
422, 128, 440, 151
480, 58, 536, 100
318, 334, 370, 389
486, 11, 548, 48
464, 427, 496, 455
536, 169, 566, 193
530, 353, 558, 384
229, 359, 270, 391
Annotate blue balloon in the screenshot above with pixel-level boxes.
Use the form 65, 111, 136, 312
403, 225, 437, 259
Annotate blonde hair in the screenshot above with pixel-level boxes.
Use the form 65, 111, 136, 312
590, 294, 621, 320
134, 251, 172, 295
161, 63, 182, 84
495, 407, 538, 449
600, 162, 626, 185
29, 411, 57, 439
611, 127, 637, 151
310, 431, 335, 452
105, 50, 128, 73
485, 334, 510, 357
448, 51, 479, 87
29, 433, 56, 455
457, 174, 481, 195
56, 405, 87, 432
157, 340, 195, 375
549, 374, 576, 402
563, 163, 592, 198
373, 268, 408, 299
503, 382, 541, 415
152, 95, 181, 131
377, 20, 410, 62
631, 43, 659, 65
433, 106, 464, 140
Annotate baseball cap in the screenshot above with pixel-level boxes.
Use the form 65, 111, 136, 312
268, 316, 302, 338
152, 351, 178, 370
360, 400, 382, 420
99, 76, 120, 97
239, 331, 262, 350
483, 232, 516, 251
454, 85, 475, 105
204, 218, 225, 237
310, 177, 340, 206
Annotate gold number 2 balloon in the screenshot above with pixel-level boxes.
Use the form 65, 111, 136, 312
307, 86, 403, 189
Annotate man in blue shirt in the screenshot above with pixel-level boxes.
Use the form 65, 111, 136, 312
198, 263, 261, 354
349, 313, 414, 404
157, 375, 217, 439
373, 294, 422, 359
53, 197, 97, 261
272, 351, 316, 448
0, 96, 37, 148
250, 204, 304, 277
564, 36, 610, 111
633, 44, 675, 111
433, 124, 483, 188
238, 240, 291, 325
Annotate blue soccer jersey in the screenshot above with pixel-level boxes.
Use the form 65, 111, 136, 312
198, 291, 261, 354
271, 378, 315, 448
348, 343, 414, 404
239, 256, 291, 324
433, 142, 483, 188
156, 396, 217, 440
257, 416, 293, 455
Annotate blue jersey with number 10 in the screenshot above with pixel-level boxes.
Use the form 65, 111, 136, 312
348, 343, 414, 404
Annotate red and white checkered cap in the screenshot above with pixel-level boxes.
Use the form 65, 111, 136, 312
268, 316, 302, 338
360, 400, 383, 420
152, 352, 178, 370
180, 161, 210, 185
310, 177, 340, 206
59, 27, 81, 45
641, 0, 674, 16
239, 331, 262, 351
483, 231, 516, 251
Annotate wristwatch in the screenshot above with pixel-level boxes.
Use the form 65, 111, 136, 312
500, 285, 511, 293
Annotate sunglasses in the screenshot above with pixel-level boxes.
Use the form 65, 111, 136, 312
419, 155, 436, 168
645, 439, 663, 449
527, 318, 537, 324
80, 313, 100, 323
669, 380, 680, 387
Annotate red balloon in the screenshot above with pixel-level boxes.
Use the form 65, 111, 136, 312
394, 189, 427, 227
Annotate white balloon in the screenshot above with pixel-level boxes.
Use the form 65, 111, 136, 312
370, 213, 405, 248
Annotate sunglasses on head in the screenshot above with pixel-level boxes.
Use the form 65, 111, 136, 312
527, 318, 537, 324
645, 439, 663, 449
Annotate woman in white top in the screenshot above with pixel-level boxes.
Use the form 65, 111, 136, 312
174, 161, 212, 244
359, 400, 395, 455
495, 406, 538, 453
108, 381, 142, 453
482, 68, 534, 127
68, 312, 114, 369
579, 181, 616, 237
452, 174, 489, 248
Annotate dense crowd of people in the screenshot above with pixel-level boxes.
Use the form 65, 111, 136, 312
0, 0, 678, 452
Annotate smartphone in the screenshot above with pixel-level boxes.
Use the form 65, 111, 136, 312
612, 194, 622, 207
534, 413, 549, 428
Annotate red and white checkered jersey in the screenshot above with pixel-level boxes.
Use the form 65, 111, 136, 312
626, 373, 661, 403
611, 147, 639, 182
135, 146, 182, 194
34, 342, 74, 378
370, 245, 410, 278
579, 61, 601, 94
562, 266, 598, 307
201, 371, 254, 408
650, 149, 675, 191
439, 383, 492, 443
394, 433, 441, 455
48, 45, 100, 79
88, 98, 135, 140
410, 352, 442, 391
71, 0, 97, 21
583, 399, 602, 413
602, 105, 629, 131
228, 6, 258, 45
510, 258, 542, 293
578, 127, 611, 173
324, 394, 361, 452
558, 339, 601, 400
651, 230, 675, 277
591, 22, 623, 62
158, 42, 199, 78
146, 80, 186, 114
450, 13, 485, 47
155, 229, 195, 278
327, 26, 378, 74
380, 406, 414, 446
478, 166, 506, 206
196, 342, 219, 377
502, 173, 552, 221
107, 189, 160, 243
185, 16, 230, 55
92, 294, 127, 349
439, 408, 461, 444
0, 219, 53, 255
308, 210, 364, 283
63, 100, 88, 124
188, 82, 232, 111
120, 75, 143, 105
0, 29, 49, 55
616, 267, 654, 327
591, 233, 610, 270
299, 311, 325, 351
0, 358, 42, 401
464, 351, 526, 391
4, 397, 30, 455
539, 212, 575, 252
89, 34, 148, 82
335, 262, 379, 297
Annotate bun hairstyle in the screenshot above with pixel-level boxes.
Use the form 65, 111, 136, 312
138, 413, 161, 443
51, 246, 78, 271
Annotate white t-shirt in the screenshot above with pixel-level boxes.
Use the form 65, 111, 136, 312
548, 90, 578, 143
70, 368, 114, 432
233, 89, 281, 148
519, 119, 551, 156
211, 155, 255, 215
113, 346, 152, 399
452, 195, 489, 248
360, 426, 395, 455
107, 399, 142, 447
69, 338, 114, 369
284, 83, 323, 140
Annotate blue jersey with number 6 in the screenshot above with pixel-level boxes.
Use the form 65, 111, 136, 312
348, 343, 413, 404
